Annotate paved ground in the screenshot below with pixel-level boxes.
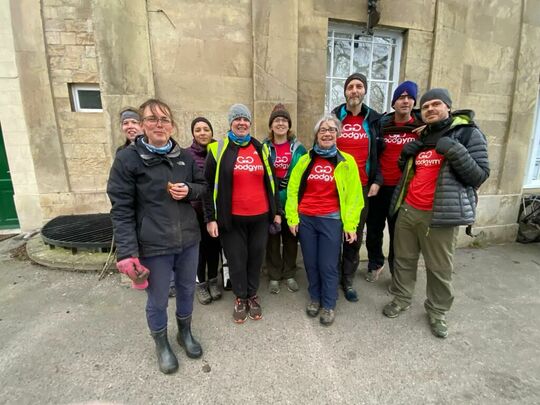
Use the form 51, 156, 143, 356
0, 235, 539, 405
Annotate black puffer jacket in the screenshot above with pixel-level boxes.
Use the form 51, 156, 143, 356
107, 136, 206, 260
390, 110, 490, 227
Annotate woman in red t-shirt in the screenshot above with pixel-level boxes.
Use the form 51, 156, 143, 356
204, 104, 280, 324
285, 114, 363, 326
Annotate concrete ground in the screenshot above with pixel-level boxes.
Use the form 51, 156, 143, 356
0, 236, 539, 405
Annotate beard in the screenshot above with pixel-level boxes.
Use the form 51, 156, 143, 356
346, 96, 362, 109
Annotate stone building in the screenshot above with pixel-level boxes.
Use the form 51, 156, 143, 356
0, 0, 539, 245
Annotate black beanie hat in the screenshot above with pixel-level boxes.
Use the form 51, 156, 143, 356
344, 73, 368, 95
191, 116, 214, 135
268, 103, 292, 128
419, 88, 452, 109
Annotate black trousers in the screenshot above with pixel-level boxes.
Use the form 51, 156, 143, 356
341, 185, 369, 287
265, 216, 298, 281
220, 214, 269, 299
366, 185, 397, 274
196, 213, 221, 283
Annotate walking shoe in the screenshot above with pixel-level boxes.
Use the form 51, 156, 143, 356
168, 285, 176, 298
365, 265, 384, 282
233, 297, 248, 324
428, 316, 448, 339
196, 282, 212, 305
286, 278, 299, 292
208, 278, 222, 301
248, 295, 263, 320
269, 280, 280, 294
319, 308, 335, 326
343, 286, 358, 302
306, 301, 321, 317
382, 301, 411, 318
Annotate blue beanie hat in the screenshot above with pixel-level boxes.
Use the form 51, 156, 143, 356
391, 81, 418, 106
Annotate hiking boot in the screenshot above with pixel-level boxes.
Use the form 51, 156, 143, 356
319, 308, 335, 326
269, 280, 280, 294
196, 282, 212, 305
208, 278, 222, 301
248, 295, 263, 320
286, 278, 299, 292
343, 286, 358, 302
306, 301, 321, 317
429, 316, 448, 339
233, 297, 248, 324
366, 265, 384, 283
383, 301, 411, 318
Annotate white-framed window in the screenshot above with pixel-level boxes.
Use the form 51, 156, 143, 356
326, 23, 403, 114
524, 89, 540, 188
69, 83, 103, 112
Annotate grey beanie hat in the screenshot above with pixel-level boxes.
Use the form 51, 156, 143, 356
419, 88, 452, 108
120, 109, 140, 122
228, 103, 252, 126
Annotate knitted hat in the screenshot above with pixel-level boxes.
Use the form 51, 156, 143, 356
344, 73, 368, 95
120, 109, 140, 122
419, 88, 452, 109
190, 116, 214, 135
228, 103, 252, 126
391, 81, 418, 106
268, 103, 292, 128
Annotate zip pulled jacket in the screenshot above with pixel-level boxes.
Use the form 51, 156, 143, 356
107, 136, 206, 260
203, 137, 278, 231
262, 136, 307, 212
285, 149, 364, 233
331, 102, 383, 186
390, 110, 490, 227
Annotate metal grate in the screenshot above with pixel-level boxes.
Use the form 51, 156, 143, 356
41, 214, 113, 254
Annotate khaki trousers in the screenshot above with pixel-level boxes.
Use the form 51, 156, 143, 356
391, 203, 458, 320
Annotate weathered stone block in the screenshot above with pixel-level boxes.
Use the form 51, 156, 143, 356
60, 32, 77, 45
45, 31, 61, 45
76, 32, 94, 45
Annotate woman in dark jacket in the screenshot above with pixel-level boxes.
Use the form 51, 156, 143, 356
204, 103, 279, 324
107, 99, 206, 375
186, 117, 222, 305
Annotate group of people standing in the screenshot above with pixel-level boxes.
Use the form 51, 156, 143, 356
107, 72, 489, 374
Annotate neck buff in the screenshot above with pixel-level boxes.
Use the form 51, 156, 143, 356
228, 130, 251, 147
141, 137, 173, 154
313, 143, 337, 158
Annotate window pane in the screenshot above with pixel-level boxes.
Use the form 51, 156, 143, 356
352, 41, 371, 77
372, 44, 390, 80
369, 82, 387, 113
333, 39, 351, 78
327, 39, 332, 75
331, 79, 345, 110
78, 90, 102, 109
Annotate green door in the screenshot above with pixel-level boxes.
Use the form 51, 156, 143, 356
0, 124, 19, 229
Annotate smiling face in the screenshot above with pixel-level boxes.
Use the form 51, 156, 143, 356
121, 118, 142, 142
421, 99, 450, 124
316, 120, 338, 149
192, 121, 213, 146
345, 79, 366, 109
141, 105, 174, 147
271, 116, 289, 139
231, 117, 251, 137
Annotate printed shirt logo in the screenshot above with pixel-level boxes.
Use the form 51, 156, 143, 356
384, 133, 417, 145
416, 150, 443, 166
234, 154, 263, 172
274, 155, 290, 169
340, 123, 368, 140
307, 164, 334, 182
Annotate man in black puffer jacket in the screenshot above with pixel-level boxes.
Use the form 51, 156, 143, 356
383, 88, 489, 339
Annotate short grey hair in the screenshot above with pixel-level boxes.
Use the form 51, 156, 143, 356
313, 114, 342, 139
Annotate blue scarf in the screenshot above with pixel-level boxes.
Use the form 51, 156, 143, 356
141, 137, 173, 154
228, 130, 251, 147
313, 144, 337, 158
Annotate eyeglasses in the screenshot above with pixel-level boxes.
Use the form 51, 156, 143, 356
318, 127, 338, 134
143, 116, 172, 126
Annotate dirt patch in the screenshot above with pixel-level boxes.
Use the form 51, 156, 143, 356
10, 242, 29, 261
0, 234, 17, 242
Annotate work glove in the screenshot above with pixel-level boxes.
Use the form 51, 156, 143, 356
435, 136, 457, 155
401, 140, 423, 159
116, 257, 150, 290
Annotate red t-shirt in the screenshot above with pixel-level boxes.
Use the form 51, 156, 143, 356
299, 156, 340, 216
231, 143, 269, 216
272, 141, 291, 179
380, 118, 419, 186
337, 114, 369, 185
405, 148, 444, 211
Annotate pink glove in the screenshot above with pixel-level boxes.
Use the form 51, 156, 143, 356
116, 257, 150, 290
